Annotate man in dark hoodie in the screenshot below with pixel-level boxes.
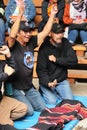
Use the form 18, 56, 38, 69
36, 23, 78, 105
0, 45, 27, 128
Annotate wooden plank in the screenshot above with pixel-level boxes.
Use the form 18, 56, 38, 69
72, 44, 86, 51
33, 0, 43, 7
34, 51, 38, 62
34, 15, 42, 27
72, 44, 86, 57
36, 7, 42, 14
33, 62, 38, 78
3, 0, 8, 5
68, 69, 87, 78
67, 78, 75, 84
78, 57, 87, 64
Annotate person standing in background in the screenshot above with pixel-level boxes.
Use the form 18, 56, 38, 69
38, 0, 65, 32
5, 0, 36, 32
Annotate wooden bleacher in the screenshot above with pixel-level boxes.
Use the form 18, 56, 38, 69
1, 0, 87, 84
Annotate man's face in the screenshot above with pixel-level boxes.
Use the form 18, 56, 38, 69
50, 31, 64, 47
18, 30, 32, 44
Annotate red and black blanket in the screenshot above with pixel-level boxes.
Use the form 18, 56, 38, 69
28, 99, 87, 130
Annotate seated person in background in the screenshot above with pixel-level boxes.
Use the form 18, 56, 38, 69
0, 0, 6, 45
0, 45, 27, 127
7, 3, 58, 115
38, 0, 65, 32
5, 0, 36, 32
63, 0, 87, 57
36, 23, 78, 105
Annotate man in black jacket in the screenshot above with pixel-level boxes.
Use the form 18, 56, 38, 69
0, 45, 27, 127
36, 23, 78, 105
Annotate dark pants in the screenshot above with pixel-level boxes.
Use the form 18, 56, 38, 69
0, 124, 17, 130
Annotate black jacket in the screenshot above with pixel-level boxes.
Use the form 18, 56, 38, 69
36, 37, 78, 87
0, 55, 16, 100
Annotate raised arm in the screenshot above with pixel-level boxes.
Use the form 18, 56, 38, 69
8, 4, 25, 48
38, 4, 58, 45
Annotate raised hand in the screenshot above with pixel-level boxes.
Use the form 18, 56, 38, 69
18, 3, 25, 17
50, 3, 58, 16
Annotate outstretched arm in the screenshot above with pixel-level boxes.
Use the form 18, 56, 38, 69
38, 4, 58, 45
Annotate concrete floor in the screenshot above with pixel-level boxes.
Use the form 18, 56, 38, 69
33, 79, 87, 96
71, 82, 87, 96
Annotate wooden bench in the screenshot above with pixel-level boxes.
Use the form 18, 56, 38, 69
72, 44, 86, 57
68, 69, 87, 79
33, 0, 43, 27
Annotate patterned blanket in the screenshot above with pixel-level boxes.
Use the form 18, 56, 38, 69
28, 99, 87, 130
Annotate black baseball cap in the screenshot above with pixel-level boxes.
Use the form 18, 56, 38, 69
19, 21, 33, 32
51, 23, 64, 34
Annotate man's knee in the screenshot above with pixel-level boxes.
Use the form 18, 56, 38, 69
44, 96, 57, 105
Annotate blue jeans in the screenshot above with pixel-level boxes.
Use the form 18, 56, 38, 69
80, 30, 87, 44
40, 80, 73, 105
68, 29, 87, 44
12, 87, 46, 116
0, 19, 6, 45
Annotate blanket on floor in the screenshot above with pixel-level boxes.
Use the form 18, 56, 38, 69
28, 99, 87, 130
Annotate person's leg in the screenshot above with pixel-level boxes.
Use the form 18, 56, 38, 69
40, 85, 59, 105
80, 30, 87, 58
0, 96, 27, 126
68, 30, 79, 44
12, 89, 34, 116
0, 124, 17, 130
0, 96, 14, 125
55, 80, 74, 100
9, 97, 28, 121
80, 31, 87, 44
0, 19, 6, 45
26, 87, 46, 111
